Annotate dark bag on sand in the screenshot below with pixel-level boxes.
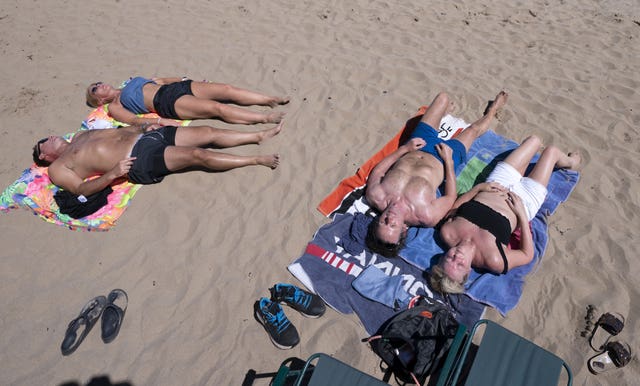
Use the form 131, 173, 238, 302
54, 186, 113, 219
366, 296, 459, 385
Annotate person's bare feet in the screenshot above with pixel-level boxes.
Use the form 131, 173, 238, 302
258, 121, 284, 144
268, 96, 290, 108
490, 91, 508, 113
559, 151, 582, 170
265, 111, 286, 124
258, 154, 280, 169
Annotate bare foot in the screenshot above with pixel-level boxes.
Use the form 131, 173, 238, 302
258, 154, 280, 169
268, 96, 290, 108
559, 151, 582, 170
258, 121, 284, 144
488, 91, 508, 114
265, 111, 286, 124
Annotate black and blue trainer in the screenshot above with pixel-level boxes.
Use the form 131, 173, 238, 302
270, 283, 326, 318
254, 297, 300, 349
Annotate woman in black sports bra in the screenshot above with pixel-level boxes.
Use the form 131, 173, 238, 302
430, 135, 581, 294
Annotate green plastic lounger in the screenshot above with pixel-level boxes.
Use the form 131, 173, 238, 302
271, 353, 389, 386
433, 319, 573, 386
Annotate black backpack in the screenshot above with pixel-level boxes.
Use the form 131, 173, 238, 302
365, 296, 459, 385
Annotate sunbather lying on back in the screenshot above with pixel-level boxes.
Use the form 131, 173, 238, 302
430, 135, 581, 294
86, 76, 289, 127
365, 91, 508, 257
33, 123, 282, 196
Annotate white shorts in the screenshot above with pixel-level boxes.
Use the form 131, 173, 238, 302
486, 161, 548, 220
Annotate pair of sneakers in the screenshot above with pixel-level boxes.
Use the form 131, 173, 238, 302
254, 283, 326, 349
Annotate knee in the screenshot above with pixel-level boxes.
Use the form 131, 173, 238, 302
523, 135, 543, 148
191, 148, 209, 163
541, 144, 561, 158
433, 92, 450, 106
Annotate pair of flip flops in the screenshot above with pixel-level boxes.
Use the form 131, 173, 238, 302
587, 312, 632, 374
61, 289, 128, 356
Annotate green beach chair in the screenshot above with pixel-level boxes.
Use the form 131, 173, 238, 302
433, 319, 573, 386
271, 352, 389, 386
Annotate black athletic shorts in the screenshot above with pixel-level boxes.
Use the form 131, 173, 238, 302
128, 126, 178, 185
152, 80, 194, 119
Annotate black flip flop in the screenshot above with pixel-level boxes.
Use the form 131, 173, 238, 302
588, 341, 632, 374
101, 289, 128, 344
61, 296, 107, 356
590, 312, 625, 351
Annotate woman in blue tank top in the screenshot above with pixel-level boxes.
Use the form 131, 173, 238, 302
86, 76, 289, 127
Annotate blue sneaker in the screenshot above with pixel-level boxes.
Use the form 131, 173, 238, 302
270, 283, 326, 318
254, 297, 299, 349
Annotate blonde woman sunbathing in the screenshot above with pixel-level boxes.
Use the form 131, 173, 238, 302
431, 135, 581, 294
86, 77, 289, 127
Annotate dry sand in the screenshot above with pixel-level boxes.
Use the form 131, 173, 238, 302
0, 1, 638, 385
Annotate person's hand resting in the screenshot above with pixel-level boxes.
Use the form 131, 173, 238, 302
405, 137, 426, 151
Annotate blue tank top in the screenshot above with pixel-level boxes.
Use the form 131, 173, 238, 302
119, 77, 154, 114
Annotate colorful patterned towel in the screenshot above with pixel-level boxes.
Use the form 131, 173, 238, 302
0, 106, 189, 231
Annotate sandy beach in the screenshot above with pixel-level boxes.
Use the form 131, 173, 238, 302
0, 1, 638, 385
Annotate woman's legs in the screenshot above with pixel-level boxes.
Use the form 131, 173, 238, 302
503, 135, 543, 175
190, 82, 289, 107
527, 145, 581, 187
173, 96, 284, 124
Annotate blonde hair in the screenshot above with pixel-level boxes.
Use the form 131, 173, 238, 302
429, 264, 467, 294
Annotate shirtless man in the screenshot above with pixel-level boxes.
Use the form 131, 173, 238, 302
33, 123, 282, 196
365, 91, 508, 257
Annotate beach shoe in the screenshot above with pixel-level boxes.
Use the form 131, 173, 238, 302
61, 296, 107, 356
254, 297, 300, 349
270, 283, 326, 318
590, 312, 625, 351
101, 289, 128, 344
588, 341, 632, 374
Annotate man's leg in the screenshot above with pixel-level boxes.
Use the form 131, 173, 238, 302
190, 82, 289, 107
420, 92, 453, 128
172, 123, 283, 148
455, 91, 508, 150
163, 146, 280, 172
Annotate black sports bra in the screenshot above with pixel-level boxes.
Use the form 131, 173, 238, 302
455, 200, 512, 274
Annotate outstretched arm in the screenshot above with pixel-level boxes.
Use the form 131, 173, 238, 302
48, 157, 136, 196
503, 192, 534, 269
108, 100, 180, 127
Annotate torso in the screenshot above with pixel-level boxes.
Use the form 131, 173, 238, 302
56, 129, 140, 179
370, 151, 444, 226
440, 191, 519, 273
117, 77, 161, 113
